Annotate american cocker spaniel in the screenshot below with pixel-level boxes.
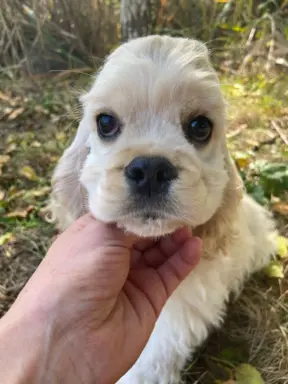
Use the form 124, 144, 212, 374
50, 35, 277, 384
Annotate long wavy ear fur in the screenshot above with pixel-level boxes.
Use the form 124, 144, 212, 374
195, 145, 244, 258
49, 119, 90, 231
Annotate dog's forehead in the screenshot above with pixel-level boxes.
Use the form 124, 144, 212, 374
83, 37, 225, 120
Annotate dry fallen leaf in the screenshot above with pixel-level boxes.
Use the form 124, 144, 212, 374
272, 202, 288, 215
0, 91, 17, 106
0, 189, 5, 200
26, 186, 50, 198
34, 105, 49, 114
19, 165, 39, 181
5, 205, 34, 219
4, 142, 17, 154
0, 155, 10, 175
0, 291, 8, 301
7, 188, 25, 200
7, 107, 24, 120
0, 155, 10, 165
2, 107, 13, 119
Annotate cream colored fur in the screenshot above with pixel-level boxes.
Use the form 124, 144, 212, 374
50, 35, 277, 383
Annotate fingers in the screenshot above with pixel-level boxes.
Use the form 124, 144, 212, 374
68, 213, 96, 233
157, 237, 202, 297
64, 213, 138, 249
158, 226, 193, 257
141, 227, 193, 268
133, 238, 156, 252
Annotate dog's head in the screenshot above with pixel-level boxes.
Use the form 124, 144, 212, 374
52, 35, 243, 239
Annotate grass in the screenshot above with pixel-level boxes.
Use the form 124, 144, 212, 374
0, 71, 287, 383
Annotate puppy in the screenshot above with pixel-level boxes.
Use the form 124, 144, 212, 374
50, 35, 277, 383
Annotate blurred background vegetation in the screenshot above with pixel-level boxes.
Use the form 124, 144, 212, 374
0, 0, 287, 75
0, 1, 287, 383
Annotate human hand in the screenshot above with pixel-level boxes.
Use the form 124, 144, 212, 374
0, 214, 201, 384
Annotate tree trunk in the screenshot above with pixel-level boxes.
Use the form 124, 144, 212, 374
120, 0, 151, 42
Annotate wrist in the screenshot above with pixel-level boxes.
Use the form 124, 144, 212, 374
0, 303, 98, 384
0, 306, 49, 384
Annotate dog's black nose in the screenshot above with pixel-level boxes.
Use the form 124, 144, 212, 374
125, 156, 178, 197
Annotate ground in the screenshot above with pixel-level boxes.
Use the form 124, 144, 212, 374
0, 71, 287, 383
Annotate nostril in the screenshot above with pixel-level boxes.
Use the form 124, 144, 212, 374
125, 158, 149, 185
129, 167, 145, 183
155, 164, 178, 183
156, 169, 167, 184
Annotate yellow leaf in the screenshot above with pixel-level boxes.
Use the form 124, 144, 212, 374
0, 232, 15, 246
236, 158, 249, 169
235, 364, 264, 384
55, 132, 67, 141
276, 236, 288, 259
19, 165, 38, 181
233, 152, 250, 169
263, 260, 284, 279
50, 155, 59, 162
31, 141, 42, 148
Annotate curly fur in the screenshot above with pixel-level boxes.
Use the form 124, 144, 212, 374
50, 35, 277, 383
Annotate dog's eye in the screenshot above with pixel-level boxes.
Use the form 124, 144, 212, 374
186, 116, 213, 143
96, 113, 120, 139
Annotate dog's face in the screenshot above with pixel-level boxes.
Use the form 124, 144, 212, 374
52, 36, 239, 238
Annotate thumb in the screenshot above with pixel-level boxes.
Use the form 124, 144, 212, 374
43, 214, 138, 297
67, 215, 138, 295
68, 213, 138, 249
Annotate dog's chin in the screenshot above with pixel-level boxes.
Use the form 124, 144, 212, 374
116, 215, 187, 238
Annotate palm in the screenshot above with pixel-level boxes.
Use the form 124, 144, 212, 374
97, 228, 200, 383
122, 227, 200, 342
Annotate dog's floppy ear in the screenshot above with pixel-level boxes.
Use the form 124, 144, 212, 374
195, 144, 244, 257
49, 118, 90, 230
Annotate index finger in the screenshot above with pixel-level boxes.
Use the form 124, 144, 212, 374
63, 213, 138, 249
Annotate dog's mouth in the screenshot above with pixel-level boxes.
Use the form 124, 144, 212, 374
124, 200, 174, 222
121, 209, 168, 223
116, 204, 184, 237
134, 210, 166, 220
143, 212, 159, 221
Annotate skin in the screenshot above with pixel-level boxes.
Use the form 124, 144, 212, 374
0, 214, 201, 384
